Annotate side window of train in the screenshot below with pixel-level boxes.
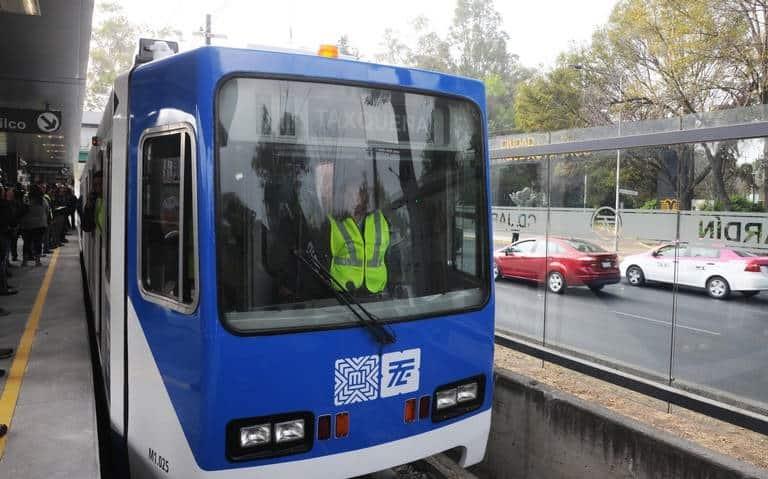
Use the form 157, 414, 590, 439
139, 128, 197, 311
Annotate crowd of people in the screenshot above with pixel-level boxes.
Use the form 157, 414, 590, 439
0, 180, 78, 437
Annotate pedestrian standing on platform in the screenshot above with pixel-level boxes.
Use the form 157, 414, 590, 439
66, 186, 77, 231
81, 171, 104, 234
41, 184, 54, 253
52, 184, 69, 245
10, 184, 27, 263
0, 185, 19, 295
21, 185, 49, 267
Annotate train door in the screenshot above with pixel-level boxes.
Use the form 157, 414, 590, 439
127, 125, 199, 475
94, 152, 104, 343
101, 75, 130, 448
101, 141, 112, 387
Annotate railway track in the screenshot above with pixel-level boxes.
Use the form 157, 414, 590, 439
360, 454, 479, 479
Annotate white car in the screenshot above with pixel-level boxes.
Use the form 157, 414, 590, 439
620, 244, 768, 299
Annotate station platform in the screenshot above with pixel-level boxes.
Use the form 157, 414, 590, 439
0, 239, 99, 478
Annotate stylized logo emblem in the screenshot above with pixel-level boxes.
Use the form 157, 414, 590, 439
380, 349, 421, 398
334, 349, 421, 404
334, 355, 379, 406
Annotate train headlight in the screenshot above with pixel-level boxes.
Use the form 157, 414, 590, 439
227, 412, 314, 461
275, 419, 305, 443
432, 375, 486, 422
436, 389, 458, 409
457, 382, 478, 403
240, 424, 270, 447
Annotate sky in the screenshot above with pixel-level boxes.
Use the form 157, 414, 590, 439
117, 0, 617, 69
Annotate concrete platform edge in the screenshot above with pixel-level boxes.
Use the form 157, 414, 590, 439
472, 367, 768, 479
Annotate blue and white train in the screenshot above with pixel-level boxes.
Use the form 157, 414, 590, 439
80, 39, 494, 478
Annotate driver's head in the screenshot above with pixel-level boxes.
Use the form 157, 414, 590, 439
92, 171, 103, 196
340, 178, 369, 219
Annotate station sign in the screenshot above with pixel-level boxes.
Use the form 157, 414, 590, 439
0, 108, 62, 134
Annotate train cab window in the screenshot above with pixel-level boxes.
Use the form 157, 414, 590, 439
216, 78, 489, 333
140, 128, 197, 310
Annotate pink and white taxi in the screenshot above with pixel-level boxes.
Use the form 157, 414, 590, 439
620, 244, 768, 299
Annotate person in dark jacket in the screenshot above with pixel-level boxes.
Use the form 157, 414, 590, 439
0, 185, 16, 411
9, 184, 26, 262
21, 185, 49, 267
0, 185, 18, 295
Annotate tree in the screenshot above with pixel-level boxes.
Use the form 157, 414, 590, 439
86, 1, 180, 112
591, 0, 745, 207
514, 65, 585, 132
376, 0, 529, 133
714, 0, 768, 204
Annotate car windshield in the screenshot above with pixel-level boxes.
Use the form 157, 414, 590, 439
732, 249, 764, 257
216, 77, 489, 332
565, 239, 605, 253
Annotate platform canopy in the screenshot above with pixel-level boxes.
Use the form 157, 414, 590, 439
0, 0, 94, 184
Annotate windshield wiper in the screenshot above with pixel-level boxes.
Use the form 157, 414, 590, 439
292, 249, 396, 345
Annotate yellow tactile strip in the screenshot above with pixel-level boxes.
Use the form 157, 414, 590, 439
0, 248, 60, 459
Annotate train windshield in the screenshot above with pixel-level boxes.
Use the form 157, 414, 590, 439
216, 77, 489, 332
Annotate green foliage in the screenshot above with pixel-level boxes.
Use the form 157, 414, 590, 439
641, 198, 659, 209
86, 1, 180, 112
514, 66, 585, 132
702, 195, 764, 212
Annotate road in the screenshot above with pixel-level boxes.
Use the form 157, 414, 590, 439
494, 277, 768, 411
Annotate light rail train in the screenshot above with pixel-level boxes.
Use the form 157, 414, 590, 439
80, 39, 494, 478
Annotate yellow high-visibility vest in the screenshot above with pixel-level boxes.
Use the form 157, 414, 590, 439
329, 216, 365, 291
329, 210, 390, 293
363, 210, 390, 293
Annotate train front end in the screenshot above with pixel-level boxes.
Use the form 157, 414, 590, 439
127, 46, 494, 478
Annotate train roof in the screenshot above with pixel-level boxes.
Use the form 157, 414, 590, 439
132, 45, 487, 107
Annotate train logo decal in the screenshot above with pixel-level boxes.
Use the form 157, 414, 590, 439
380, 349, 421, 398
334, 349, 421, 405
334, 355, 380, 405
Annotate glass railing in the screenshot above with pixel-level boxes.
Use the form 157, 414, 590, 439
491, 128, 768, 417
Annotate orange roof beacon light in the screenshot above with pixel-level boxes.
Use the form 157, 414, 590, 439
317, 44, 339, 58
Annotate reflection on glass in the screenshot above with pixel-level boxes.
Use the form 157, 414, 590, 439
492, 134, 768, 417
544, 149, 677, 378
216, 78, 489, 332
492, 157, 548, 342
672, 138, 768, 413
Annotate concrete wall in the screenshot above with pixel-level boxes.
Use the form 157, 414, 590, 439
491, 206, 768, 251
473, 369, 768, 479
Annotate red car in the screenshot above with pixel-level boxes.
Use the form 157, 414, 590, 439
494, 237, 620, 293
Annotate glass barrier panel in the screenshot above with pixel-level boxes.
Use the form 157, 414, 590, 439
543, 147, 678, 380
681, 104, 768, 130
619, 116, 681, 137
492, 155, 549, 342
549, 124, 620, 145
671, 137, 768, 416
